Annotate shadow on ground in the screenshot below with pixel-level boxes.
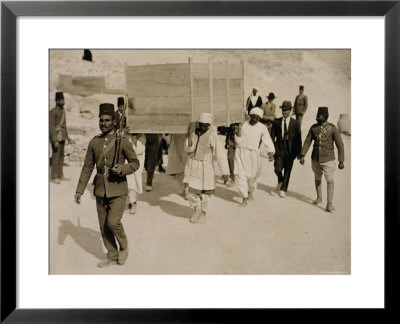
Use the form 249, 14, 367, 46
58, 219, 106, 260
257, 182, 314, 205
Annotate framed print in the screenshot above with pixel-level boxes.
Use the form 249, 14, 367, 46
1, 0, 399, 322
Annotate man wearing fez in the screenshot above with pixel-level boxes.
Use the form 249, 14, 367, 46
184, 113, 230, 224
270, 101, 302, 198
114, 96, 127, 132
49, 92, 74, 184
74, 103, 140, 267
293, 85, 308, 127
299, 107, 344, 212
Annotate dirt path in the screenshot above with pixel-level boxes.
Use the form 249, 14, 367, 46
50, 134, 350, 275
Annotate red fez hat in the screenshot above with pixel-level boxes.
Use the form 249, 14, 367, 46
99, 103, 115, 117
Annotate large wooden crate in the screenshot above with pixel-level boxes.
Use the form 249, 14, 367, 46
125, 59, 245, 133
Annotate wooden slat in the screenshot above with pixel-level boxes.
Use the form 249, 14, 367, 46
192, 62, 242, 79
127, 80, 190, 97
189, 58, 195, 122
208, 59, 213, 116
225, 60, 230, 125
126, 63, 189, 82
132, 96, 191, 114
127, 113, 191, 134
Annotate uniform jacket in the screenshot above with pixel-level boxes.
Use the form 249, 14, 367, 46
76, 131, 140, 197
49, 106, 68, 143
270, 117, 302, 158
300, 122, 345, 163
293, 94, 308, 115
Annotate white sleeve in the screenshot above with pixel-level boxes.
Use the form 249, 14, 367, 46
261, 127, 275, 154
184, 135, 196, 153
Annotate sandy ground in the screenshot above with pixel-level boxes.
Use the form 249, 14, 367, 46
50, 134, 351, 275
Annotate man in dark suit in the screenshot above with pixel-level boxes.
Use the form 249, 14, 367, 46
74, 103, 140, 268
270, 100, 302, 198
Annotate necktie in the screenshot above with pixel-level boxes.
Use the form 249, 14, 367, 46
284, 119, 288, 137
284, 119, 289, 152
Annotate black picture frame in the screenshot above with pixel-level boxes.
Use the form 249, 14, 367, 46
1, 1, 399, 322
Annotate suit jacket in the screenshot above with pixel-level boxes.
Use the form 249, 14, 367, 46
270, 117, 302, 158
76, 131, 140, 197
293, 94, 308, 115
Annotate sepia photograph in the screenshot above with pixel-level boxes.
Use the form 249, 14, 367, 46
49, 49, 351, 275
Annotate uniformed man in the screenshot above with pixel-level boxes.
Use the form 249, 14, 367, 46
299, 107, 344, 212
74, 103, 140, 268
293, 85, 308, 127
114, 96, 127, 132
49, 92, 74, 184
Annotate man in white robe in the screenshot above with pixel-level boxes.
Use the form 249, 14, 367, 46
184, 113, 230, 223
234, 107, 275, 207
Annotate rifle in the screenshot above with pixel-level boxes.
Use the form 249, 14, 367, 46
112, 95, 128, 168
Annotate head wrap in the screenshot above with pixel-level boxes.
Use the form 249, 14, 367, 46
117, 97, 125, 107
198, 112, 213, 125
55, 92, 64, 101
99, 103, 115, 117
249, 107, 263, 118
317, 107, 329, 119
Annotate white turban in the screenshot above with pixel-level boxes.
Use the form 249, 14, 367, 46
198, 112, 213, 125
249, 107, 263, 118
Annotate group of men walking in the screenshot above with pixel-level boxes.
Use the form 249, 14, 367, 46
50, 85, 345, 268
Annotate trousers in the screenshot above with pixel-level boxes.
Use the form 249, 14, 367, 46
235, 172, 257, 199
187, 189, 209, 213
96, 195, 128, 260
274, 153, 295, 192
145, 134, 161, 186
51, 140, 65, 179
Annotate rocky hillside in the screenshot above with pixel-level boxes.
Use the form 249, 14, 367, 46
50, 49, 350, 164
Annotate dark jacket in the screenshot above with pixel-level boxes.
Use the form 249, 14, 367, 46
49, 106, 68, 143
300, 122, 345, 163
270, 117, 302, 158
76, 131, 139, 197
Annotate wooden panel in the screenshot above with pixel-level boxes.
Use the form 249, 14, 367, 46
126, 63, 190, 97
126, 63, 189, 82
127, 114, 191, 134
127, 80, 190, 97
192, 62, 242, 79
131, 96, 191, 114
